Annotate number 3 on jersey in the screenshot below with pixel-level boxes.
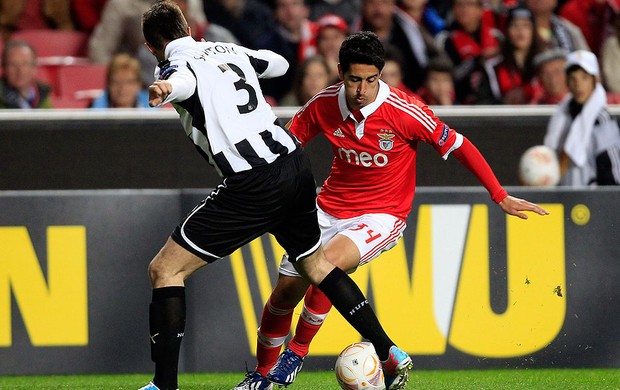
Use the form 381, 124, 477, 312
350, 223, 382, 244
219, 63, 258, 114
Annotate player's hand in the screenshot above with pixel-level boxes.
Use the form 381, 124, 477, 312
148, 80, 173, 107
499, 195, 549, 219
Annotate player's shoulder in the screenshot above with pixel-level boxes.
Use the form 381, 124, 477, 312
299, 84, 341, 113
383, 86, 429, 114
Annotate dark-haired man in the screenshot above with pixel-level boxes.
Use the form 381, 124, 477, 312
236, 30, 549, 390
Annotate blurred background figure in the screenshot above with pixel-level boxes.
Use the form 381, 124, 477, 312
358, 0, 447, 93
601, 10, 620, 95
90, 53, 151, 109
544, 50, 620, 186
203, 0, 275, 49
476, 6, 543, 104
416, 56, 456, 105
71, 0, 109, 35
308, 0, 361, 29
436, 0, 501, 104
0, 0, 75, 40
380, 44, 416, 95
258, 0, 319, 103
531, 48, 569, 105
393, 0, 448, 91
558, 0, 619, 57
0, 40, 52, 109
315, 13, 349, 84
87, 0, 153, 68
280, 55, 331, 106
523, 0, 589, 52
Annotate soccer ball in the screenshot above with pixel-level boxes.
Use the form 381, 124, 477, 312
335, 342, 385, 390
518, 145, 561, 187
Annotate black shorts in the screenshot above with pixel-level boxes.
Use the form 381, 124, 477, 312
171, 149, 321, 263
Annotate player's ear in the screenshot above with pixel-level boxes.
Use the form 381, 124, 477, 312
145, 42, 156, 56
337, 63, 344, 81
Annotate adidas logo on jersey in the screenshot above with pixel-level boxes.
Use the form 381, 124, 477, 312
333, 128, 345, 138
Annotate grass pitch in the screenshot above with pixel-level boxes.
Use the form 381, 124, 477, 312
0, 369, 618, 389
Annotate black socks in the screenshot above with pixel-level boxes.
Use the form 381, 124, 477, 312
150, 286, 186, 390
318, 267, 393, 360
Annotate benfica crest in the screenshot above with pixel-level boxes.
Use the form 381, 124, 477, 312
378, 131, 395, 151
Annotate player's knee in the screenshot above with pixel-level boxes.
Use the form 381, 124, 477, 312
148, 254, 176, 286
271, 277, 308, 308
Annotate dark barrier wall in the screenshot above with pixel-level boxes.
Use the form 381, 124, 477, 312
0, 188, 618, 375
3, 107, 619, 190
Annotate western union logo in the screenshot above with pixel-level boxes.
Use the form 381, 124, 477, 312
231, 204, 566, 358
0, 226, 88, 346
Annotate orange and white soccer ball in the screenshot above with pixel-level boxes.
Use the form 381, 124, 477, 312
335, 342, 385, 390
518, 145, 561, 187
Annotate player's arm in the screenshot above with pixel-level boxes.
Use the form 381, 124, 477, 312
452, 136, 549, 219
243, 48, 289, 79
148, 64, 196, 106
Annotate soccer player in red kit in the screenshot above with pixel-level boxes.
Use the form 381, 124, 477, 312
234, 31, 549, 390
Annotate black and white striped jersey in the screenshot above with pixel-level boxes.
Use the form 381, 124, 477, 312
155, 36, 300, 177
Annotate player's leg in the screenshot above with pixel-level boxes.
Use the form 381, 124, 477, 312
145, 237, 207, 390
256, 275, 309, 374
233, 274, 309, 389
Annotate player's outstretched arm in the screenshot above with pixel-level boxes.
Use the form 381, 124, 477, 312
499, 195, 549, 220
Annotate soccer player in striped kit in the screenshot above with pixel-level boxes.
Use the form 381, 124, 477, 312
236, 31, 549, 390
139, 2, 411, 390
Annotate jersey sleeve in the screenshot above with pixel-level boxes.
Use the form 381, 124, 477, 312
398, 96, 462, 159
288, 105, 320, 145
452, 136, 507, 203
240, 47, 289, 79
157, 59, 196, 104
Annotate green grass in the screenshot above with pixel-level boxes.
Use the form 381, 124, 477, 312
0, 369, 618, 389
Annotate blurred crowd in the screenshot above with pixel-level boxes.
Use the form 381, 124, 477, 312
0, 0, 619, 108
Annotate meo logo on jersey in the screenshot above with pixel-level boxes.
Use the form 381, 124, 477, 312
378, 129, 395, 151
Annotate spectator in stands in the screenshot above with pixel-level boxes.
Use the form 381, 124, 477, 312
544, 50, 620, 186
380, 44, 416, 96
558, 0, 618, 56
0, 0, 75, 40
315, 13, 349, 83
90, 53, 151, 108
476, 6, 543, 104
203, 0, 275, 49
601, 11, 620, 94
280, 55, 331, 106
531, 48, 569, 105
87, 0, 154, 67
258, 0, 319, 103
0, 40, 52, 109
416, 56, 456, 105
358, 0, 447, 93
393, 0, 449, 91
308, 0, 361, 29
436, 0, 501, 104
523, 0, 589, 52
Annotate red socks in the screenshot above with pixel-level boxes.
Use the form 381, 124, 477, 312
288, 285, 332, 357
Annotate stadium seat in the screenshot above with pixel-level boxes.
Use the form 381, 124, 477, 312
11, 29, 90, 58
55, 63, 107, 99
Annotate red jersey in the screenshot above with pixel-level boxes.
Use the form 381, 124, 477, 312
289, 81, 463, 221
